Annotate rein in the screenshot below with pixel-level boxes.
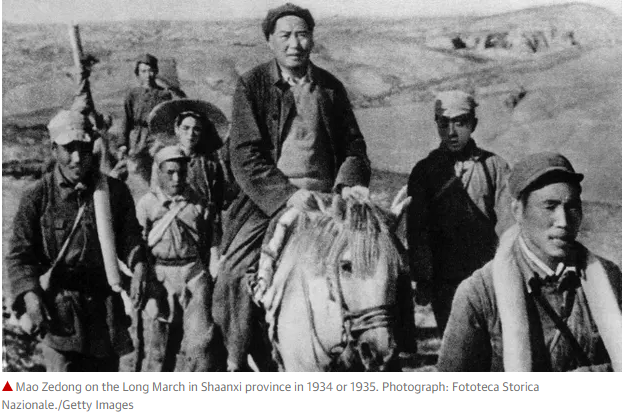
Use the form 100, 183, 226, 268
260, 195, 401, 371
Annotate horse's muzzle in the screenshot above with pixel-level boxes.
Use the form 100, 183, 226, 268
356, 329, 399, 372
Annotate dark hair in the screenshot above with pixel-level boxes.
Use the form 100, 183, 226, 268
434, 112, 477, 123
174, 111, 220, 157
134, 60, 158, 76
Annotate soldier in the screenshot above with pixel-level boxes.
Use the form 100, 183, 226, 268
136, 146, 224, 371
407, 90, 512, 333
6, 105, 148, 372
439, 153, 622, 371
147, 99, 231, 276
119, 54, 184, 187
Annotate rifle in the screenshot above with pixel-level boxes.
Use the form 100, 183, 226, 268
68, 24, 144, 371
67, 23, 124, 294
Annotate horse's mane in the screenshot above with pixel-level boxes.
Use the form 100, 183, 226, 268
281, 193, 406, 280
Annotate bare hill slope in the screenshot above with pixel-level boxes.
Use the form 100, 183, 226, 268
2, 3, 621, 204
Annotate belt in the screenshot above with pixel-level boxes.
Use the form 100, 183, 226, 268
52, 267, 111, 295
155, 258, 198, 266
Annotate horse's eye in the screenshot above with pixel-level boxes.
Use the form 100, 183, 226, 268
340, 261, 352, 274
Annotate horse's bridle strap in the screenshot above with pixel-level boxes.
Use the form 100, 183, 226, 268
344, 305, 395, 336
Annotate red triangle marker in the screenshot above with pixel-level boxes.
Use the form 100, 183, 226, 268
3, 382, 12, 391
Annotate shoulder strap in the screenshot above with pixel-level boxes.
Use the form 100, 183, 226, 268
476, 156, 497, 223
431, 175, 460, 203
147, 202, 188, 248
529, 287, 591, 367
481, 155, 495, 194
39, 201, 87, 291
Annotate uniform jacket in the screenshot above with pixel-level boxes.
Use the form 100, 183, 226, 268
221, 60, 370, 252
136, 187, 210, 265
121, 86, 174, 156
187, 153, 225, 247
6, 167, 144, 356
407, 141, 511, 286
438, 235, 622, 372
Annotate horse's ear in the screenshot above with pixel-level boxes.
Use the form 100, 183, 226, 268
390, 186, 411, 248
390, 185, 409, 216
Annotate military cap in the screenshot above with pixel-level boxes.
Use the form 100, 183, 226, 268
154, 145, 189, 167
47, 110, 94, 145
262, 3, 315, 40
434, 90, 478, 118
508, 152, 584, 199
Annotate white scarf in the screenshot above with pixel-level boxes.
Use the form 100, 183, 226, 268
492, 225, 622, 371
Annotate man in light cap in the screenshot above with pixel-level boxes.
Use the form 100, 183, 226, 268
215, 3, 372, 371
407, 90, 512, 333
6, 105, 149, 372
438, 152, 622, 371
136, 145, 224, 371
119, 53, 185, 187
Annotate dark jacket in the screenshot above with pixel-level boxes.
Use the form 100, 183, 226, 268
6, 167, 144, 356
121, 86, 174, 156
407, 142, 511, 286
187, 153, 225, 247
221, 60, 370, 252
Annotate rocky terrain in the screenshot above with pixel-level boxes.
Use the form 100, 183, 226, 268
2, 2, 621, 371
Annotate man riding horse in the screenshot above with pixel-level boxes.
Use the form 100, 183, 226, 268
213, 3, 415, 371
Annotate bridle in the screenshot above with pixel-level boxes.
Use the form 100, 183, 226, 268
300, 256, 397, 371
259, 199, 401, 371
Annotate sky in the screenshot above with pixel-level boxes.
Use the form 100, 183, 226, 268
2, 0, 621, 23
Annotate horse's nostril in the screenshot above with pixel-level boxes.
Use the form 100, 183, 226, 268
359, 342, 373, 360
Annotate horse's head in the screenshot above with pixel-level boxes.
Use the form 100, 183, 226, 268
265, 189, 408, 371
327, 191, 410, 371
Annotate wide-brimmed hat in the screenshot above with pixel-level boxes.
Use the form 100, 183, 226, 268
148, 99, 230, 142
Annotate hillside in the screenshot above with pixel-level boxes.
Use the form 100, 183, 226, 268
3, 3, 620, 198
2, 2, 621, 373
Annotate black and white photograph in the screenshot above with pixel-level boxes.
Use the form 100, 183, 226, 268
2, 0, 621, 373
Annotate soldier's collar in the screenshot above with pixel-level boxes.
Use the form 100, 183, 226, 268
518, 235, 580, 294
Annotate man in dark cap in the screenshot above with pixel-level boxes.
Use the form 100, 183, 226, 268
213, 3, 372, 371
407, 90, 512, 334
438, 152, 622, 372
119, 53, 185, 187
6, 100, 149, 372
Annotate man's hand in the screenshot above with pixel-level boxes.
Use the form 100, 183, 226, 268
116, 146, 128, 160
287, 189, 316, 211
131, 262, 149, 309
109, 159, 128, 181
21, 291, 46, 336
340, 185, 370, 201
414, 281, 433, 306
